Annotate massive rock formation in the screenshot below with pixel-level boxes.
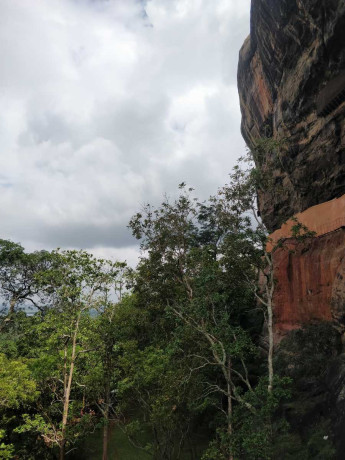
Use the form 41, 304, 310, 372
238, 2, 345, 454
238, 0, 345, 231
238, 0, 345, 334
273, 228, 345, 336
267, 195, 345, 336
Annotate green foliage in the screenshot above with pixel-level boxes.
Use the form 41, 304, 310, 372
239, 137, 289, 216
275, 322, 339, 458
128, 180, 274, 458
289, 217, 317, 241
0, 430, 14, 460
0, 353, 37, 408
15, 414, 53, 438
230, 376, 292, 459
0, 143, 337, 459
302, 420, 336, 460
0, 239, 53, 319
276, 322, 340, 390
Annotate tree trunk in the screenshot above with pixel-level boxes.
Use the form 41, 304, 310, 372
267, 296, 274, 393
102, 420, 109, 460
267, 257, 275, 394
0, 297, 17, 331
102, 379, 110, 460
227, 359, 234, 460
59, 439, 65, 460
9, 296, 17, 316
60, 315, 80, 459
61, 349, 76, 449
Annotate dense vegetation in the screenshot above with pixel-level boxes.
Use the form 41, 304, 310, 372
0, 155, 338, 459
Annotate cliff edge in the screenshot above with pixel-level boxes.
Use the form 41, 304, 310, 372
238, 0, 345, 231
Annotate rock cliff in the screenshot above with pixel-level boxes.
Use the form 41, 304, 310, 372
238, 1, 345, 454
264, 195, 345, 336
273, 228, 344, 336
238, 0, 345, 231
238, 0, 345, 333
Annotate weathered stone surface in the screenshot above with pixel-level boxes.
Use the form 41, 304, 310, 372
239, 4, 345, 454
238, 0, 345, 231
273, 228, 345, 338
331, 257, 345, 328
267, 193, 345, 251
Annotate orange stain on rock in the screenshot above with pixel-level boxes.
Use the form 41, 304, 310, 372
267, 194, 345, 338
267, 194, 345, 252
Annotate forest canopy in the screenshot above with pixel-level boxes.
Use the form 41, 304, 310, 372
0, 156, 337, 459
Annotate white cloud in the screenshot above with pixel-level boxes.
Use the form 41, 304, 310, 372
0, 0, 250, 259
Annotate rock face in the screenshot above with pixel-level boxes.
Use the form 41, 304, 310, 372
264, 196, 345, 335
238, 0, 345, 332
267, 194, 345, 250
273, 228, 345, 337
238, 0, 345, 231
238, 2, 345, 454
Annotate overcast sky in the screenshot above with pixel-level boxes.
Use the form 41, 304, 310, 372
0, 0, 251, 266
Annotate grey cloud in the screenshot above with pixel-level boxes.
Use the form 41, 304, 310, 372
20, 113, 77, 147
36, 223, 135, 249
0, 0, 250, 257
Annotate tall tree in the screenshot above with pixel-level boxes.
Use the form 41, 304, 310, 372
129, 184, 261, 459
0, 239, 52, 329
85, 261, 128, 460
18, 250, 124, 460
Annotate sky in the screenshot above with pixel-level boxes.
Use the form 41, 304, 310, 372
0, 0, 251, 266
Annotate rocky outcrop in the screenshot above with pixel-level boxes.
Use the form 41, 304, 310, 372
264, 196, 345, 335
272, 228, 345, 337
238, 0, 345, 334
238, 0, 345, 231
238, 3, 345, 455
238, 1, 345, 327
268, 194, 345, 250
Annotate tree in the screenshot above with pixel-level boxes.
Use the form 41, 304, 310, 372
0, 239, 53, 329
18, 250, 124, 460
129, 185, 263, 459
0, 430, 14, 460
0, 353, 37, 459
0, 353, 37, 408
128, 149, 311, 458
217, 161, 276, 394
84, 261, 128, 460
